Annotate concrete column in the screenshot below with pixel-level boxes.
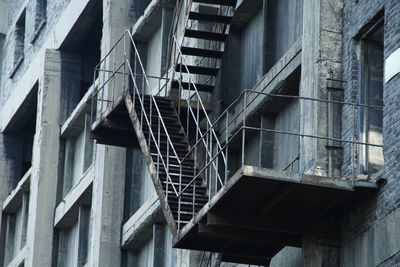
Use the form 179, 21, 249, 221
89, 145, 126, 267
299, 0, 343, 176
25, 49, 62, 267
77, 206, 90, 266
153, 224, 165, 266
88, 1, 132, 266
303, 235, 339, 267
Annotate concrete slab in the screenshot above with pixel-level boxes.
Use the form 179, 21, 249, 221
6, 245, 26, 267
61, 84, 94, 138
131, 0, 175, 42
173, 165, 377, 262
121, 194, 163, 249
2, 167, 31, 213
54, 166, 94, 228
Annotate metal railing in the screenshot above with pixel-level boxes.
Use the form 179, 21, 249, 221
90, 1, 383, 232
176, 88, 384, 220
171, 35, 228, 191
92, 30, 181, 199
91, 0, 237, 230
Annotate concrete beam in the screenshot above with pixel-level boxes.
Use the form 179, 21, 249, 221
132, 0, 164, 42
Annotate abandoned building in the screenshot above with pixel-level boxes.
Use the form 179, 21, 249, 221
0, 0, 399, 266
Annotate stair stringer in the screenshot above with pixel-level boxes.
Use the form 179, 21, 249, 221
124, 92, 179, 235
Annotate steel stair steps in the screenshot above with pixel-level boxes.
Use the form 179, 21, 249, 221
162, 183, 207, 194
185, 29, 228, 41
169, 196, 208, 205
151, 155, 195, 168
181, 46, 223, 58
158, 174, 199, 185
193, 0, 236, 6
189, 11, 232, 24
166, 193, 209, 203
142, 130, 186, 143
175, 64, 219, 76
171, 80, 214, 92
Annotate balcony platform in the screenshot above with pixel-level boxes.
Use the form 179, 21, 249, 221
91, 92, 212, 148
91, 94, 140, 148
174, 165, 378, 265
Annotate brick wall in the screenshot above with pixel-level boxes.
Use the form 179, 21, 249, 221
0, 0, 72, 106
340, 0, 400, 265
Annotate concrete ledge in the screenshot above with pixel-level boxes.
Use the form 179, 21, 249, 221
219, 39, 302, 136
121, 194, 163, 250
6, 245, 26, 267
2, 168, 31, 213
131, 0, 174, 42
54, 165, 94, 228
61, 84, 94, 138
232, 0, 264, 31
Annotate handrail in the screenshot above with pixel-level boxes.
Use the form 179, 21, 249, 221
184, 87, 385, 164
172, 38, 226, 187
172, 35, 227, 165
125, 57, 180, 197
126, 32, 182, 163
178, 88, 385, 196
92, 30, 182, 197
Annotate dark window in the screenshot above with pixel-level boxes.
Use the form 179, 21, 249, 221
14, 10, 26, 66
358, 23, 384, 175
31, 0, 47, 42
35, 0, 47, 25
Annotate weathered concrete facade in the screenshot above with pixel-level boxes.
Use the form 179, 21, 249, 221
0, 0, 399, 266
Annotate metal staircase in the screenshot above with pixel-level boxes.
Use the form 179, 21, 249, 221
131, 95, 209, 226
170, 0, 236, 97
90, 1, 384, 265
91, 0, 237, 233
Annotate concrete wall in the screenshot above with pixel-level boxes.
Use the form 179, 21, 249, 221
145, 27, 162, 93
1, 0, 74, 106
265, 0, 303, 71
239, 10, 263, 91
273, 100, 300, 171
